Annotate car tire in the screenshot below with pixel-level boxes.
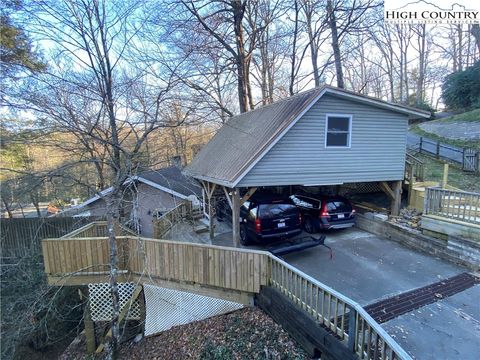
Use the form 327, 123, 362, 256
240, 225, 251, 246
304, 216, 316, 234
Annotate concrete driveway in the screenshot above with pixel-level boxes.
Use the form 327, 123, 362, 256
282, 228, 462, 305
281, 227, 480, 359
208, 224, 480, 358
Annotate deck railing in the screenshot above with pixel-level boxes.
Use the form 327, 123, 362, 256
405, 153, 425, 182
60, 221, 137, 239
269, 256, 410, 360
152, 203, 189, 239
424, 187, 480, 225
42, 236, 411, 360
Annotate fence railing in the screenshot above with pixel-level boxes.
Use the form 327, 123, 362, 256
405, 152, 425, 182
60, 221, 137, 239
42, 235, 411, 360
269, 256, 410, 360
0, 216, 97, 259
410, 136, 479, 172
424, 187, 480, 224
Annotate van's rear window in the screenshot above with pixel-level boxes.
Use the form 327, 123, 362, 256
326, 200, 352, 213
259, 204, 297, 219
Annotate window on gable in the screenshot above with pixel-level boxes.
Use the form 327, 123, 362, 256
326, 115, 351, 147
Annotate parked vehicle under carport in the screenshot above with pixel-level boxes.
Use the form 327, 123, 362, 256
290, 194, 356, 232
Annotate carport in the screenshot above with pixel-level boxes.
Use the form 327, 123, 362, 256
184, 85, 430, 246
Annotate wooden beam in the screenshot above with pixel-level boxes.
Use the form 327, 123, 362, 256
222, 186, 233, 209
240, 187, 257, 206
96, 285, 143, 354
379, 181, 395, 200
232, 188, 241, 247
84, 302, 96, 354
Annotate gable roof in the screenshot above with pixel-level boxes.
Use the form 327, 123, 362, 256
72, 166, 201, 211
133, 166, 201, 199
183, 85, 430, 187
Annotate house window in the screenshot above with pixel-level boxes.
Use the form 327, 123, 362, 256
325, 115, 351, 147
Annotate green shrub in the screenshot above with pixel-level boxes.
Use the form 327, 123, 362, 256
442, 61, 480, 110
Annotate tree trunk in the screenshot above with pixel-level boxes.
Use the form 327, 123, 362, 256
471, 24, 480, 54
416, 24, 426, 105
106, 192, 121, 359
289, 1, 299, 96
1, 197, 13, 218
327, 0, 344, 88
232, 0, 249, 113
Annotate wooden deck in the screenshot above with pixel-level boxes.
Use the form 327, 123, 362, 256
42, 232, 411, 360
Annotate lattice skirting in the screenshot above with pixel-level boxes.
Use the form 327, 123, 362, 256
88, 282, 141, 321
143, 284, 243, 337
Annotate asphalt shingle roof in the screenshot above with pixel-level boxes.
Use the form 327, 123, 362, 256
139, 166, 201, 197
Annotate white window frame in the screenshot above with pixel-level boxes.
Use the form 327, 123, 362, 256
325, 114, 352, 148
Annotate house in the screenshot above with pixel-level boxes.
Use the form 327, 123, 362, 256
67, 165, 201, 237
184, 84, 430, 244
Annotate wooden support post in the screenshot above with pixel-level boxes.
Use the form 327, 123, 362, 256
391, 181, 402, 216
232, 188, 241, 247
84, 303, 96, 354
96, 285, 143, 354
201, 181, 217, 240
442, 163, 449, 189
209, 194, 215, 240
436, 141, 440, 159
408, 164, 414, 208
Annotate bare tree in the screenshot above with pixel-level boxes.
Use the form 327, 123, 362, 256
19, 0, 189, 357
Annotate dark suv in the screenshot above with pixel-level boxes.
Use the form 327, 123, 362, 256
290, 194, 355, 232
216, 196, 302, 245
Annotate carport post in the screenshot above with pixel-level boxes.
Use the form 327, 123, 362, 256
391, 180, 402, 216
232, 188, 241, 247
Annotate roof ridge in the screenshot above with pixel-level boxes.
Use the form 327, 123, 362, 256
226, 85, 324, 123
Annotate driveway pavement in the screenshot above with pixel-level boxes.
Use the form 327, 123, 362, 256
281, 227, 480, 359
282, 228, 462, 305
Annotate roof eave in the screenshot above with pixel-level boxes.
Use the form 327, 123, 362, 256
324, 88, 431, 118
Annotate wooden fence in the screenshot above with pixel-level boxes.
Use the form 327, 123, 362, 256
424, 187, 480, 225
41, 236, 410, 360
0, 217, 97, 259
61, 221, 137, 239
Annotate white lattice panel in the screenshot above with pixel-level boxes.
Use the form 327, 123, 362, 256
143, 284, 243, 336
88, 282, 141, 321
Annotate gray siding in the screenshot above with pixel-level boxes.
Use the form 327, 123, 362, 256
84, 184, 182, 237
238, 94, 408, 187
136, 183, 180, 237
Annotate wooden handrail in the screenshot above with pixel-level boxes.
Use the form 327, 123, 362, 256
42, 236, 411, 359
424, 187, 480, 224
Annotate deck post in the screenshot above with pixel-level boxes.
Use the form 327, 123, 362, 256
232, 188, 241, 247
391, 181, 402, 216
84, 302, 96, 353
209, 192, 215, 240
347, 307, 357, 352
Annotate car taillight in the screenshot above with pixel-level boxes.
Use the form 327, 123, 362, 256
255, 218, 262, 234
298, 212, 302, 225
320, 203, 330, 218
350, 209, 356, 216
